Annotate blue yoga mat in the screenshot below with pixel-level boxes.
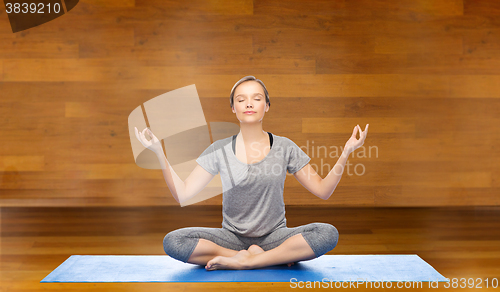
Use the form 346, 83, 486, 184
41, 255, 448, 283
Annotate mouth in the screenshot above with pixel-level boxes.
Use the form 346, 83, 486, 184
244, 111, 256, 114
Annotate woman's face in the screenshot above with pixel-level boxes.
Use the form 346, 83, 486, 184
231, 81, 269, 124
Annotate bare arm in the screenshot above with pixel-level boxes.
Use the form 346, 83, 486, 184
134, 127, 216, 205
156, 151, 215, 205
321, 149, 351, 200
293, 124, 369, 200
292, 150, 349, 200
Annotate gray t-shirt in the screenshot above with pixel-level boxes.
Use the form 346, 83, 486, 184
196, 133, 311, 237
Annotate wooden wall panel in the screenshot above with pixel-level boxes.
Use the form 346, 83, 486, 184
0, 0, 498, 207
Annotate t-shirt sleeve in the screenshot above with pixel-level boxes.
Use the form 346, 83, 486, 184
196, 143, 219, 175
286, 139, 311, 174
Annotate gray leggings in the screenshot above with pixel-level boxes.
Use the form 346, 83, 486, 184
163, 222, 339, 263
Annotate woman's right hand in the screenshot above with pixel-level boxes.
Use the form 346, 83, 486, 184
134, 127, 163, 154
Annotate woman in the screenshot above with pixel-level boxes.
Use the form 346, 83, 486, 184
135, 76, 369, 271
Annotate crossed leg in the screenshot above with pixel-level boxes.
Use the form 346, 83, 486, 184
186, 238, 239, 266
247, 244, 297, 267
187, 236, 305, 270
170, 223, 338, 270
205, 233, 316, 270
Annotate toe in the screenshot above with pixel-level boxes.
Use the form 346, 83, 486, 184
206, 259, 215, 270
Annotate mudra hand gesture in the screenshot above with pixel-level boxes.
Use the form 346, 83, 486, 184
134, 127, 164, 154
343, 124, 369, 156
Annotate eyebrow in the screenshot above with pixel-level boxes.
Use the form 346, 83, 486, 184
235, 93, 264, 99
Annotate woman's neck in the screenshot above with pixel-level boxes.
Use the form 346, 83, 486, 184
237, 123, 267, 144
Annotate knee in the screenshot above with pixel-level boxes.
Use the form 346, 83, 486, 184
163, 230, 178, 256
163, 229, 192, 262
318, 223, 339, 250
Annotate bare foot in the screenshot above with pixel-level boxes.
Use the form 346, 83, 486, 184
247, 244, 265, 255
205, 250, 254, 271
247, 244, 295, 267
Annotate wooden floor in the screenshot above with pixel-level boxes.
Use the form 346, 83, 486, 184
1, 206, 500, 291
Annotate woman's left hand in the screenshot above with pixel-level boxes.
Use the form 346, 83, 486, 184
343, 124, 369, 155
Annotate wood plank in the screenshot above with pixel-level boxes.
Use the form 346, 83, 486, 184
83, 0, 135, 7
303, 117, 415, 134
64, 102, 93, 118
0, 40, 79, 58
3, 59, 123, 82
376, 186, 500, 206
462, 29, 500, 56
196, 74, 500, 98
0, 156, 44, 172
4, 71, 499, 99
195, 54, 316, 75
254, 0, 463, 17
449, 75, 500, 98
12, 24, 135, 46
134, 32, 253, 55
381, 35, 463, 54
317, 53, 500, 74
464, 0, 500, 15
135, 0, 253, 15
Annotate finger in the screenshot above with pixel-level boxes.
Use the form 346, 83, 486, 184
147, 128, 154, 140
140, 129, 148, 142
361, 124, 368, 138
358, 125, 365, 137
147, 128, 155, 140
351, 125, 358, 137
134, 127, 141, 142
144, 128, 151, 140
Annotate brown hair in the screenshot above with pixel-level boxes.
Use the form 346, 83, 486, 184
230, 76, 271, 109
